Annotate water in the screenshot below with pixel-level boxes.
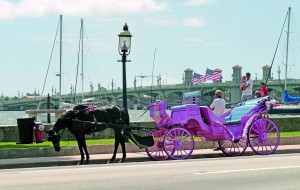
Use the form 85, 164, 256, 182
0, 110, 158, 125
0, 111, 28, 125
0, 109, 295, 125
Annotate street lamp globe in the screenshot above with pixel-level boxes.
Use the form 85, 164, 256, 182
118, 23, 132, 55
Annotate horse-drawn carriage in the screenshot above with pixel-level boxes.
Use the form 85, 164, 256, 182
47, 92, 280, 164
145, 95, 280, 160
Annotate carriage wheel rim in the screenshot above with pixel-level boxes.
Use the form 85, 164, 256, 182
219, 137, 248, 157
146, 129, 170, 161
163, 128, 194, 160
248, 118, 280, 155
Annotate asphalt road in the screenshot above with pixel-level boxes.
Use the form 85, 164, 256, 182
0, 153, 299, 190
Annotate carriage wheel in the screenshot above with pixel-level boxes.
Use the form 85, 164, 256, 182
146, 128, 170, 161
163, 127, 194, 160
218, 136, 248, 157
248, 118, 280, 155
218, 138, 248, 156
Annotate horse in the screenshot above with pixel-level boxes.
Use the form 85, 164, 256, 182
46, 104, 130, 165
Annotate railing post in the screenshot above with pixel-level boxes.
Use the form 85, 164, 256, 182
47, 94, 51, 123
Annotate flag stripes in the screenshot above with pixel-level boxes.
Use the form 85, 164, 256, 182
192, 68, 222, 83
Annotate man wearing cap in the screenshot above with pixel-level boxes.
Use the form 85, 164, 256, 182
210, 90, 225, 116
241, 72, 253, 102
210, 90, 225, 151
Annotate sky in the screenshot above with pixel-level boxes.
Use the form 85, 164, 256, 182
1, 0, 300, 97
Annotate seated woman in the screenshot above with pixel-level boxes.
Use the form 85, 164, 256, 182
210, 90, 225, 116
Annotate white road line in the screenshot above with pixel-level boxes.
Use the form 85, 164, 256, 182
195, 165, 300, 175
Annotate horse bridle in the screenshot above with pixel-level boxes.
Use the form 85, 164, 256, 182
49, 128, 66, 147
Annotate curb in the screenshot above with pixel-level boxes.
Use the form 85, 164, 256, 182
1, 146, 300, 170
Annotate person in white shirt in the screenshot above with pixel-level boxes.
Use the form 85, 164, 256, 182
210, 89, 225, 151
241, 72, 253, 102
210, 90, 225, 116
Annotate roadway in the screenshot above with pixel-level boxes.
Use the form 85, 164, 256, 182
0, 153, 299, 190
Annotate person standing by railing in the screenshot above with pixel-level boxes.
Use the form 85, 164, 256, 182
259, 82, 268, 97
241, 72, 253, 102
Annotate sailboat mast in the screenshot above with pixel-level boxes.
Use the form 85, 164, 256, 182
81, 18, 84, 100
59, 15, 62, 101
285, 7, 291, 91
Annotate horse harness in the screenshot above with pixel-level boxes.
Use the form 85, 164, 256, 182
72, 105, 127, 133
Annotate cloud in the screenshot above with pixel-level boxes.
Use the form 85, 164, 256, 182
183, 0, 216, 6
183, 17, 206, 27
0, 0, 169, 20
181, 38, 225, 47
145, 17, 178, 27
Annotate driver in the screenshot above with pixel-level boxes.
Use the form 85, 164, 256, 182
210, 90, 225, 116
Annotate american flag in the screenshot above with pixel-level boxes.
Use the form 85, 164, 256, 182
205, 68, 222, 82
191, 72, 206, 83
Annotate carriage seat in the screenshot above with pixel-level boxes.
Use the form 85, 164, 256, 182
225, 105, 256, 124
149, 101, 172, 127
199, 106, 226, 125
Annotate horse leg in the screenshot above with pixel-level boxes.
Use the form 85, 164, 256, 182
107, 129, 121, 164
74, 133, 85, 165
119, 131, 126, 163
81, 134, 89, 165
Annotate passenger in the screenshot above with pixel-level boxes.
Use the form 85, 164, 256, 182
241, 72, 253, 102
254, 91, 261, 99
259, 82, 268, 97
210, 90, 225, 116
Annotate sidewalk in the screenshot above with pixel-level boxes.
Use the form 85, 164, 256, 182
1, 144, 300, 170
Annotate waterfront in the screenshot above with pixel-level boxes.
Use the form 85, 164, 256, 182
0, 109, 299, 126
0, 110, 163, 125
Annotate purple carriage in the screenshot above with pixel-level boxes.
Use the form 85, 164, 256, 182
145, 93, 280, 160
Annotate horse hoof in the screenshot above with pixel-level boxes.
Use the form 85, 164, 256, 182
107, 159, 115, 164
77, 162, 84, 165
119, 159, 126, 163
85, 160, 89, 165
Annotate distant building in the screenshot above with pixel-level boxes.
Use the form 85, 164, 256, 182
184, 68, 193, 86
262, 65, 271, 81
232, 65, 242, 83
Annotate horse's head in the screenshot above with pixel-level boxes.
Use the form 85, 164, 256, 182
46, 128, 61, 152
46, 109, 77, 152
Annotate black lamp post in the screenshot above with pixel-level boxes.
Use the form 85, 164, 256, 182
118, 23, 132, 110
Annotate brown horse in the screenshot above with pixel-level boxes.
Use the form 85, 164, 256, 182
46, 104, 130, 165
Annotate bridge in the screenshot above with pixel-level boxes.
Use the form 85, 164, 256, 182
1, 79, 300, 111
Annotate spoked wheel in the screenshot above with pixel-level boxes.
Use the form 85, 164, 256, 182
219, 128, 248, 157
146, 128, 170, 161
163, 127, 194, 160
248, 118, 280, 155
